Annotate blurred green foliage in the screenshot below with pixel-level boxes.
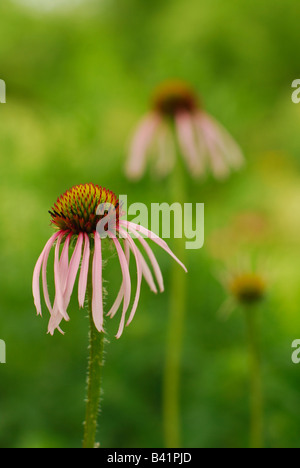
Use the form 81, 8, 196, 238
1, 0, 300, 448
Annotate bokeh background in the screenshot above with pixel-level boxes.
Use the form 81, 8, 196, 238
1, 0, 300, 448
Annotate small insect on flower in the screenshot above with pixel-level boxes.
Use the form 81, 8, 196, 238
126, 79, 244, 180
32, 183, 187, 338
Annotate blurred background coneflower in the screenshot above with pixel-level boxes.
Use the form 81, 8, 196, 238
219, 259, 268, 448
126, 77, 244, 448
126, 79, 244, 181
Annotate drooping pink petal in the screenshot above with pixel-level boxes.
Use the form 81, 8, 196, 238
106, 281, 125, 319
92, 231, 104, 332
154, 124, 176, 178
120, 220, 188, 273
107, 231, 131, 339
78, 233, 90, 308
124, 236, 130, 263
47, 307, 65, 335
47, 234, 71, 334
54, 232, 69, 321
119, 227, 157, 293
200, 113, 244, 170
48, 233, 84, 335
194, 112, 230, 179
175, 111, 205, 177
125, 224, 164, 292
106, 235, 131, 319
59, 234, 71, 290
119, 228, 142, 327
135, 244, 158, 293
32, 232, 60, 315
33, 254, 46, 315
33, 253, 46, 316
42, 231, 70, 316
126, 112, 161, 181
63, 233, 83, 311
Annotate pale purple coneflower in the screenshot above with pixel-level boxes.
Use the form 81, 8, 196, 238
126, 79, 244, 180
32, 183, 187, 339
32, 182, 188, 448
217, 257, 267, 448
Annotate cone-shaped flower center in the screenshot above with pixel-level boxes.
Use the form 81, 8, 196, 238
152, 80, 199, 117
229, 273, 266, 305
49, 183, 119, 234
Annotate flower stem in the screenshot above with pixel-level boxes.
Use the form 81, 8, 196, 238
163, 158, 187, 448
245, 307, 263, 449
83, 268, 105, 449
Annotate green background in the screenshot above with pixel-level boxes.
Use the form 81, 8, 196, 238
1, 0, 300, 448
